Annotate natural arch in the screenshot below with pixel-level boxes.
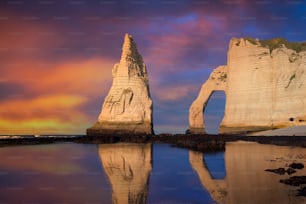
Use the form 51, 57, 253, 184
189, 66, 227, 134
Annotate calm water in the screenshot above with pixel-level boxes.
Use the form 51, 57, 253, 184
0, 141, 306, 204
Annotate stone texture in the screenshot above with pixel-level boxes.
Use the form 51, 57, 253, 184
87, 33, 153, 135
98, 143, 152, 204
189, 37, 306, 134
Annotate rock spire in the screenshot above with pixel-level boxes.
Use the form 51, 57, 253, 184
87, 33, 153, 135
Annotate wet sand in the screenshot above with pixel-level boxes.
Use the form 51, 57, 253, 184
248, 125, 306, 136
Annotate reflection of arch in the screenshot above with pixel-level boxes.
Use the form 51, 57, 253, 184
189, 66, 227, 134
191, 142, 306, 204
189, 151, 226, 203
98, 143, 152, 204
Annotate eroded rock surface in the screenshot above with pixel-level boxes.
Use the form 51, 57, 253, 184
87, 33, 153, 135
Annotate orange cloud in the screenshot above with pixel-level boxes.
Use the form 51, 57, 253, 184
0, 12, 117, 134
0, 94, 91, 134
2, 58, 114, 95
0, 53, 116, 134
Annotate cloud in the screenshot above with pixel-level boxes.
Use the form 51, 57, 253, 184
0, 94, 91, 134
0, 57, 115, 134
2, 59, 114, 95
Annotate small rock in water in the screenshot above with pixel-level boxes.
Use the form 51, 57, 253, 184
286, 167, 297, 175
289, 162, 304, 170
280, 176, 306, 186
297, 186, 306, 197
265, 168, 286, 175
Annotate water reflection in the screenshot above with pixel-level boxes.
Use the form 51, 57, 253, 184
0, 143, 112, 204
189, 151, 226, 203
190, 141, 306, 204
98, 143, 152, 204
1, 142, 306, 203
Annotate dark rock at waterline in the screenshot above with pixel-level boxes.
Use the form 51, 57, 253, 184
265, 167, 296, 175
265, 168, 286, 175
280, 176, 306, 186
289, 162, 304, 170
297, 187, 306, 197
185, 129, 191, 134
286, 167, 297, 175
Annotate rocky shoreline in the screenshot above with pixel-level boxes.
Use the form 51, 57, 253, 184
2, 134, 306, 152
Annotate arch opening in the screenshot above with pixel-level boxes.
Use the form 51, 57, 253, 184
203, 91, 226, 134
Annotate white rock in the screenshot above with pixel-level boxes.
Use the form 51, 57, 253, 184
189, 38, 306, 134
87, 33, 153, 135
189, 66, 227, 133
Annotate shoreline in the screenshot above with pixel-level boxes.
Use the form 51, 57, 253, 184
1, 134, 306, 152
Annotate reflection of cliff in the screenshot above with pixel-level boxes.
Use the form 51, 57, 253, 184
190, 142, 306, 204
98, 143, 152, 204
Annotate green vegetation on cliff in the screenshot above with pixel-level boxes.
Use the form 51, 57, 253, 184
245, 37, 306, 53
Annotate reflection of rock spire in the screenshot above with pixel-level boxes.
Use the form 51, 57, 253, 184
98, 143, 152, 204
189, 151, 226, 203
87, 33, 153, 135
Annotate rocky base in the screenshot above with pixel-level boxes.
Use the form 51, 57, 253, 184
87, 121, 154, 135
186, 128, 206, 134
3, 134, 306, 151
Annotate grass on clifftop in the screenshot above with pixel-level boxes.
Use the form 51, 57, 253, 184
245, 37, 306, 53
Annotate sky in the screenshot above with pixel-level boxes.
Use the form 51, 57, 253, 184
0, 0, 306, 135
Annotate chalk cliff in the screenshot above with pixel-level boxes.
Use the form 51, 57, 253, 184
189, 38, 306, 134
87, 33, 153, 135
98, 143, 152, 204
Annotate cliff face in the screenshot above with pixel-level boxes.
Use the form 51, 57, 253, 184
190, 37, 306, 134
98, 143, 152, 204
87, 33, 153, 135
